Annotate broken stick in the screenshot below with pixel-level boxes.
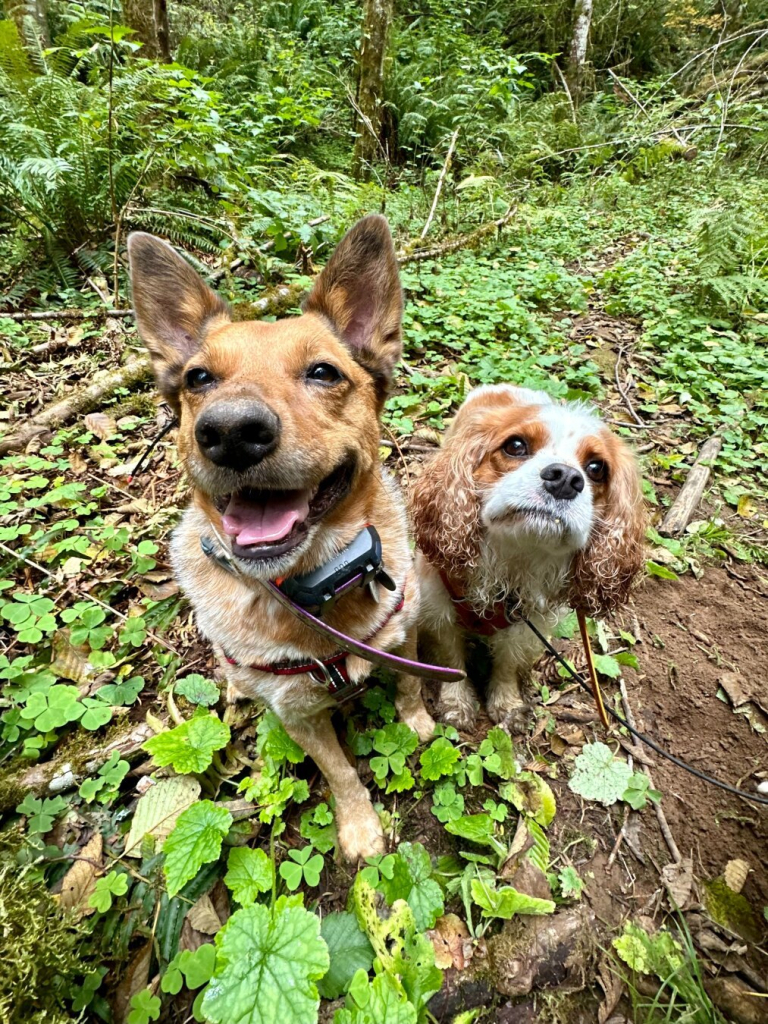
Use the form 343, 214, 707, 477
660, 434, 722, 536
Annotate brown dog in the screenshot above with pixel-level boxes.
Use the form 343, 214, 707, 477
128, 216, 435, 861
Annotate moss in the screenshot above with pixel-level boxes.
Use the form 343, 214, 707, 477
0, 852, 90, 1023
703, 877, 766, 944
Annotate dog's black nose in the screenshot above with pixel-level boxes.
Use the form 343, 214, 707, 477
540, 462, 585, 501
195, 399, 280, 470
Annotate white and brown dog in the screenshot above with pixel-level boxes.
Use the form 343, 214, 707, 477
128, 216, 435, 862
410, 384, 646, 732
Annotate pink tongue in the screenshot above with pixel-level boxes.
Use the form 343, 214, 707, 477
221, 490, 311, 546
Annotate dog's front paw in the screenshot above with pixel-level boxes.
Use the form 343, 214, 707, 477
336, 800, 386, 863
439, 697, 478, 734
399, 706, 436, 744
487, 693, 533, 735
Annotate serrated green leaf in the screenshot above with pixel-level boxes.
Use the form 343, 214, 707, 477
225, 847, 274, 904
419, 737, 460, 781
125, 776, 201, 858
201, 900, 329, 1024
470, 879, 555, 918
163, 801, 233, 896
568, 742, 633, 806
317, 913, 375, 1000
558, 866, 584, 899
445, 813, 498, 847
176, 674, 220, 706
144, 712, 230, 774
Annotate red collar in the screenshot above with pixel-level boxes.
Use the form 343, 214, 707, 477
438, 569, 517, 636
223, 593, 405, 703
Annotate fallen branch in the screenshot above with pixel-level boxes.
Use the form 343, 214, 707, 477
1, 308, 135, 322
620, 677, 681, 864
2, 719, 159, 808
399, 207, 516, 264
660, 435, 722, 536
420, 128, 460, 240
0, 354, 152, 456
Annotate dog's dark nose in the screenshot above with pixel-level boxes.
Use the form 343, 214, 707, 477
540, 463, 585, 501
195, 399, 280, 470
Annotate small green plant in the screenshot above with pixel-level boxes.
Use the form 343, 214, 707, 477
279, 846, 325, 891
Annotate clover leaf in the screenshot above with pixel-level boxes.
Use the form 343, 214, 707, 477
89, 870, 129, 913
127, 988, 161, 1024
96, 675, 145, 706
279, 846, 325, 891
431, 780, 465, 823
20, 684, 83, 731
16, 793, 67, 833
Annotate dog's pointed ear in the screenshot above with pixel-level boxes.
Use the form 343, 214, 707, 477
303, 215, 402, 392
128, 232, 230, 407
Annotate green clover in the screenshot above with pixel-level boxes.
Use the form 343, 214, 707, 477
279, 846, 325, 890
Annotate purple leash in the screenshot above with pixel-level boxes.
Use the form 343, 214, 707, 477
265, 581, 465, 683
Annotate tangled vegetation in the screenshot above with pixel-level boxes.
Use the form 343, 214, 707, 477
1, 0, 767, 1021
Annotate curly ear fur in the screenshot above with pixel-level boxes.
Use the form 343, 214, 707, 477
568, 440, 646, 617
410, 430, 488, 581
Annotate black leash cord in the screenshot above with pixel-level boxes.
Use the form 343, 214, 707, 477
128, 416, 178, 481
523, 616, 768, 807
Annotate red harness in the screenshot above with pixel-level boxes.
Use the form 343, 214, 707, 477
439, 569, 519, 636
223, 593, 405, 703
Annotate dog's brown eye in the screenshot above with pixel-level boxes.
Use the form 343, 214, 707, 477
307, 362, 342, 385
502, 436, 528, 458
186, 367, 215, 390
585, 459, 607, 482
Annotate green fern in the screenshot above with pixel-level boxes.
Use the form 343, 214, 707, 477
694, 208, 768, 314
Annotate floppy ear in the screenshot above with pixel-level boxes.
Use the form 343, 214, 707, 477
127, 232, 230, 410
568, 442, 646, 617
410, 432, 486, 582
303, 214, 402, 395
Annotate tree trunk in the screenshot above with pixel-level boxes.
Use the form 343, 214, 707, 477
352, 0, 393, 181
566, 0, 594, 103
7, 0, 50, 49
121, 0, 170, 61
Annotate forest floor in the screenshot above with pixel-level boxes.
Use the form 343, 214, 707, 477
1, 165, 767, 1024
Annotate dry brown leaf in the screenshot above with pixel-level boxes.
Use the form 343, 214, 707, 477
427, 914, 473, 971
724, 858, 750, 894
50, 635, 94, 687
84, 412, 117, 440
597, 956, 623, 1023
59, 832, 102, 917
68, 450, 88, 475
113, 939, 152, 1024
661, 855, 693, 908
187, 894, 222, 935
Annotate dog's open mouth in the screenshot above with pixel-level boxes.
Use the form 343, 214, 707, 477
216, 459, 355, 561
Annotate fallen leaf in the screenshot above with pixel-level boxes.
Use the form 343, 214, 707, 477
736, 495, 757, 519
59, 833, 102, 917
187, 894, 222, 935
597, 956, 623, 1023
662, 856, 693, 909
50, 635, 95, 686
719, 672, 768, 715
427, 914, 473, 971
724, 859, 750, 894
61, 556, 84, 577
124, 776, 201, 858
113, 939, 152, 1024
84, 412, 117, 440
68, 451, 88, 475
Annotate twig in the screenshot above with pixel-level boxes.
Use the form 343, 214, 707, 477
420, 128, 460, 241
607, 69, 687, 147
614, 345, 645, 426
1, 309, 135, 321
619, 677, 682, 864
554, 62, 578, 124
660, 434, 722, 536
